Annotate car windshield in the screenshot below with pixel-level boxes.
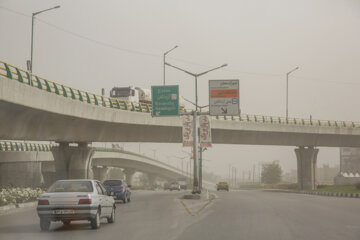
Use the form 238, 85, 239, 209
103, 180, 123, 186
47, 181, 93, 192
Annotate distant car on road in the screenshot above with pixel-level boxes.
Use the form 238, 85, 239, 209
217, 182, 229, 191
37, 179, 115, 231
164, 182, 171, 191
169, 182, 181, 191
103, 179, 131, 203
177, 178, 188, 190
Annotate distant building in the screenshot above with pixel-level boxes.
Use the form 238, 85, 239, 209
334, 148, 360, 185
317, 164, 339, 184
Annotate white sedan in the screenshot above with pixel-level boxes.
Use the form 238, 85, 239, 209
37, 179, 115, 231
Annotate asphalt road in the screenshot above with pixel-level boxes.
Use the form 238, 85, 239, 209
0, 190, 360, 240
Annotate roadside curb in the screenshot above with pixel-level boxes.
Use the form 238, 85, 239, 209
263, 189, 360, 198
0, 201, 37, 215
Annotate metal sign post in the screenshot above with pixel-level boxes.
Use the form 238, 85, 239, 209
192, 110, 199, 193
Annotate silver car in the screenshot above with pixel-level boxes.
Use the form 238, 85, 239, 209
37, 179, 115, 231
169, 182, 181, 191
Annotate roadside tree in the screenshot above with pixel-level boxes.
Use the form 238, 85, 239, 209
261, 161, 282, 184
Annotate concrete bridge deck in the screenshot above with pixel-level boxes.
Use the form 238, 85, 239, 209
1, 74, 360, 147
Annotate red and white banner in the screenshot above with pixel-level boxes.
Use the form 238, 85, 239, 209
182, 115, 193, 147
199, 115, 212, 147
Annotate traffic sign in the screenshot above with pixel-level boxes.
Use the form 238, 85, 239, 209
151, 85, 179, 117
209, 80, 239, 116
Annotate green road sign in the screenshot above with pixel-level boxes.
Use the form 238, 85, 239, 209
151, 85, 179, 117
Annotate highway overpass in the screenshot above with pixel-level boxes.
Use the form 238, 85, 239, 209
1, 60, 360, 189
0, 142, 200, 188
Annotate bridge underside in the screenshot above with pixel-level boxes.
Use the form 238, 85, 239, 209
1, 76, 360, 147
2, 99, 360, 148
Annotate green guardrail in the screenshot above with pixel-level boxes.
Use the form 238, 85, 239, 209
0, 60, 359, 129
0, 141, 51, 152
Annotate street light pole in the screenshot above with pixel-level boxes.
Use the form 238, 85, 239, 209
286, 66, 299, 120
163, 46, 178, 86
165, 62, 227, 193
30, 5, 60, 76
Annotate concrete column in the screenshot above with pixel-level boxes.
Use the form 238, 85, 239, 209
147, 174, 157, 187
51, 142, 94, 180
123, 168, 135, 185
92, 166, 109, 182
295, 146, 319, 190
41, 162, 56, 187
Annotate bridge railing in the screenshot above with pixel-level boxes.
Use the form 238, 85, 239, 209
0, 141, 51, 152
214, 114, 360, 128
0, 60, 358, 128
0, 60, 156, 113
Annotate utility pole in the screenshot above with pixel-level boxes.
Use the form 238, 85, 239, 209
163, 46, 178, 85
229, 164, 232, 185
253, 164, 256, 183
234, 167, 237, 188
30, 6, 60, 78
286, 66, 299, 119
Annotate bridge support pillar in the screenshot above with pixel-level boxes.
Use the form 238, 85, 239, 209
147, 174, 157, 188
51, 142, 94, 180
123, 168, 135, 185
93, 166, 109, 182
41, 162, 56, 187
295, 146, 319, 190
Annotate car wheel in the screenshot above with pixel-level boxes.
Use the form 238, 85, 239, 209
91, 211, 101, 229
127, 195, 131, 202
107, 206, 115, 223
62, 220, 71, 226
40, 218, 51, 231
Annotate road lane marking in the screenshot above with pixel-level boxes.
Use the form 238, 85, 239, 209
180, 197, 214, 217
180, 200, 196, 216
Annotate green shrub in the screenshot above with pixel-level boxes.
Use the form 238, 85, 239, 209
0, 187, 44, 206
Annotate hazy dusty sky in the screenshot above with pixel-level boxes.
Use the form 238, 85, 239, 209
1, 0, 360, 178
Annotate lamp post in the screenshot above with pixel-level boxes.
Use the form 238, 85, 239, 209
165, 62, 227, 110
286, 66, 299, 120
165, 62, 227, 193
163, 46, 178, 85
30, 5, 60, 76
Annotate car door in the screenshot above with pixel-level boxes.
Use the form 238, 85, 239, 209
95, 182, 108, 217
99, 182, 113, 215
